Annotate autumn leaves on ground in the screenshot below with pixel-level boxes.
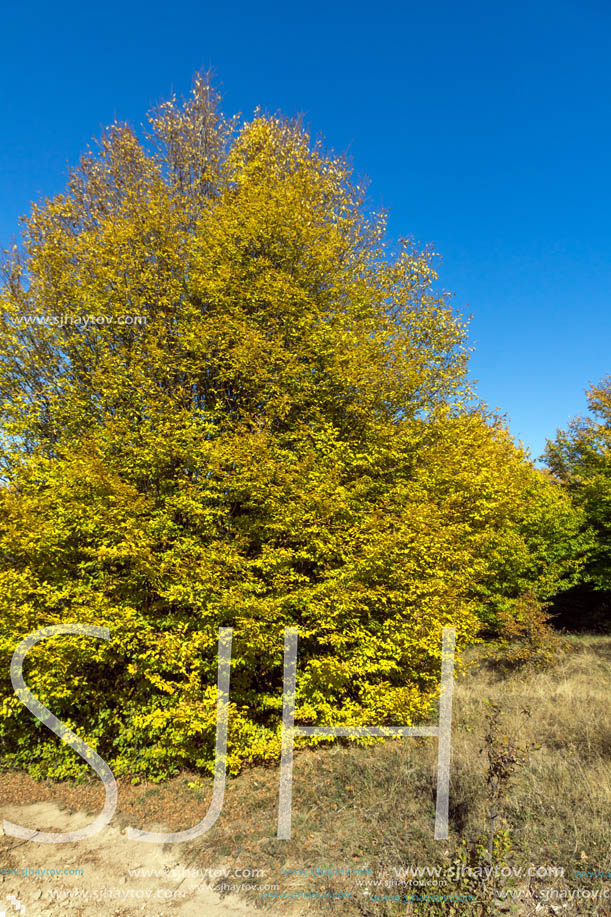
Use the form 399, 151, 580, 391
0, 76, 609, 915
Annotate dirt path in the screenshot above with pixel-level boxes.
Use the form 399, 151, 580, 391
0, 802, 268, 915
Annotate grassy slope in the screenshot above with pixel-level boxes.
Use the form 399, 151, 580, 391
1, 636, 609, 915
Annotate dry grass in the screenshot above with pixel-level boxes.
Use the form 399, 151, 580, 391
1, 635, 609, 915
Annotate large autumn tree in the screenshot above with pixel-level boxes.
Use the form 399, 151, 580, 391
0, 77, 584, 780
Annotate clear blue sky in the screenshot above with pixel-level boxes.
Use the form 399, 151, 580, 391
1, 0, 610, 460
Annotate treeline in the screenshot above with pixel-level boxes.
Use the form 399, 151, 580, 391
544, 377, 611, 630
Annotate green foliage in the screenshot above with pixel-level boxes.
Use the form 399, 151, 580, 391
0, 77, 584, 780
545, 375, 611, 591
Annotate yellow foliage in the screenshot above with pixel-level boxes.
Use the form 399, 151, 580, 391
0, 76, 584, 779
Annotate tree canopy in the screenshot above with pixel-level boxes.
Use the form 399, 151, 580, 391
0, 77, 585, 780
545, 376, 611, 590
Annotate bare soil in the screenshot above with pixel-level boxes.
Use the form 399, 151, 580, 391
0, 772, 284, 916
